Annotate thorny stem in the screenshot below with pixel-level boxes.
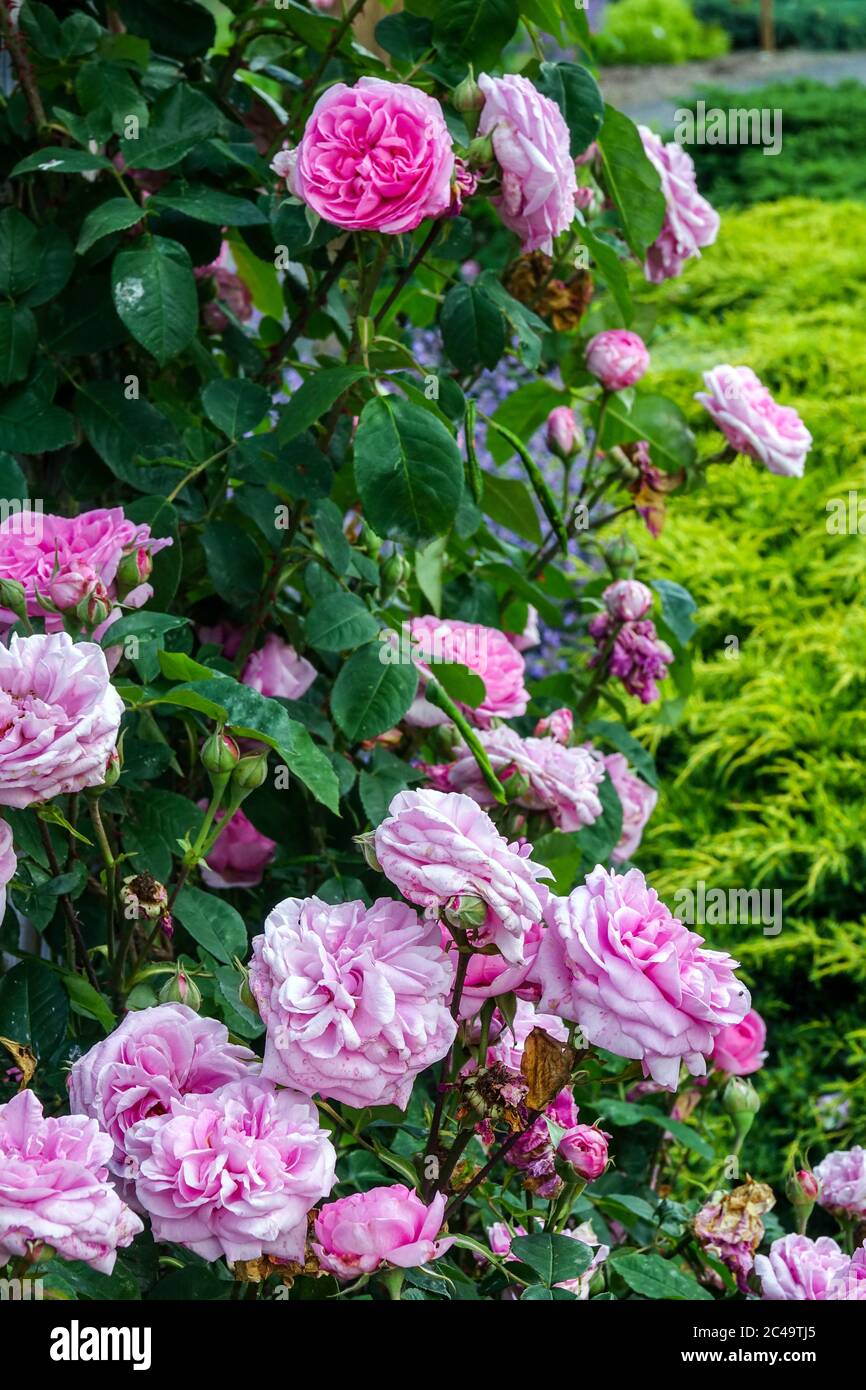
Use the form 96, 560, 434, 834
88, 798, 117, 964
444, 1116, 542, 1221
0, 2, 47, 134
37, 818, 100, 991
263, 240, 355, 375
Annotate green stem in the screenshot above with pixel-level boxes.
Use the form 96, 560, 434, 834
88, 798, 117, 964
425, 677, 506, 804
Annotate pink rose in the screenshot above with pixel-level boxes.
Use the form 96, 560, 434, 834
291, 78, 454, 234
0, 819, 15, 923
600, 751, 658, 862
546, 406, 579, 460
404, 616, 530, 728
375, 789, 550, 965
603, 578, 653, 622
756, 1234, 852, 1301
0, 632, 123, 808
814, 1147, 866, 1219
313, 1185, 453, 1279
199, 805, 276, 889
711, 1008, 767, 1076
68, 1003, 257, 1182
128, 1077, 335, 1263
249, 895, 456, 1110
557, 1124, 610, 1181
695, 365, 812, 477
639, 126, 720, 284
0, 1090, 143, 1275
534, 707, 573, 744
45, 563, 107, 614
478, 73, 576, 255
535, 866, 750, 1089
585, 330, 650, 392
242, 633, 317, 700
453, 920, 544, 1020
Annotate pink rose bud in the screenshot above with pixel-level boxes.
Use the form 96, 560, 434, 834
711, 1008, 767, 1076
534, 707, 573, 744
546, 405, 582, 460
202, 730, 240, 778
585, 330, 650, 391
558, 1124, 611, 1182
158, 969, 202, 1012
603, 579, 653, 622
76, 580, 112, 629
115, 546, 152, 599
313, 1185, 454, 1280
46, 564, 104, 613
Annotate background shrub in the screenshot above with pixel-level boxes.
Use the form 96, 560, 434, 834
595, 0, 730, 65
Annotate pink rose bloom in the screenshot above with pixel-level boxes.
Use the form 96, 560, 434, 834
291, 78, 454, 234
588, 611, 674, 705
534, 707, 573, 744
427, 726, 605, 833
546, 406, 579, 459
601, 751, 658, 862
199, 804, 276, 890
756, 1234, 852, 1301
477, 73, 576, 255
68, 1003, 257, 1183
454, 920, 543, 1020
45, 562, 107, 615
508, 605, 540, 653
0, 632, 123, 808
405, 615, 529, 729
242, 633, 317, 700
814, 1147, 866, 1219
128, 1077, 335, 1264
0, 1090, 143, 1275
198, 619, 244, 660
711, 1008, 767, 1076
375, 789, 550, 965
313, 1184, 453, 1279
603, 578, 653, 622
585, 330, 650, 392
638, 126, 720, 284
535, 866, 751, 1089
695, 365, 812, 477
249, 895, 456, 1110
558, 1124, 610, 1182
0, 819, 15, 923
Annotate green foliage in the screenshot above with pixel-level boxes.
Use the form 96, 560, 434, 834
595, 0, 729, 66
695, 0, 866, 52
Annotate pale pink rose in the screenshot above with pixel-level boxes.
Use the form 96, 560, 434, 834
508, 605, 541, 653
199, 805, 276, 890
534, 707, 573, 744
557, 1125, 610, 1182
242, 633, 317, 699
292, 78, 454, 234
478, 73, 576, 254
405, 615, 529, 729
756, 1234, 852, 1301
711, 1008, 767, 1076
535, 866, 750, 1089
249, 895, 456, 1110
375, 789, 550, 965
0, 819, 15, 923
453, 920, 544, 1020
0, 632, 124, 808
600, 750, 658, 861
0, 1090, 143, 1275
603, 578, 653, 622
45, 562, 107, 614
638, 126, 720, 284
546, 406, 579, 459
695, 365, 812, 477
426, 725, 605, 833
270, 148, 297, 184
313, 1184, 453, 1279
128, 1077, 335, 1263
585, 330, 649, 391
68, 1003, 257, 1182
814, 1147, 866, 1219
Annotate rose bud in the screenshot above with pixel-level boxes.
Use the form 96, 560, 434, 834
232, 751, 269, 795
353, 831, 382, 873
722, 1075, 761, 1152
158, 969, 202, 1011
115, 546, 153, 599
786, 1168, 820, 1234
202, 730, 240, 779
534, 708, 573, 744
603, 578, 653, 623
546, 406, 582, 461
46, 564, 102, 613
557, 1124, 611, 1182
585, 330, 650, 392
605, 535, 641, 576
443, 893, 488, 934
74, 576, 113, 629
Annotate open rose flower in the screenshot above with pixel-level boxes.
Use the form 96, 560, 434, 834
478, 73, 576, 254
585, 331, 650, 392
68, 1003, 257, 1183
535, 866, 751, 1089
242, 633, 317, 700
814, 1147, 866, 1220
248, 895, 456, 1110
0, 819, 15, 923
0, 1090, 143, 1275
0, 632, 124, 808
452, 920, 544, 1020
127, 1078, 335, 1264
200, 805, 276, 890
711, 1008, 767, 1076
403, 616, 529, 729
756, 1234, 853, 1301
696, 365, 812, 477
639, 126, 720, 283
313, 1185, 453, 1279
375, 790, 549, 965
291, 77, 454, 234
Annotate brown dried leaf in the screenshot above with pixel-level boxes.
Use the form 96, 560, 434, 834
0, 1037, 36, 1089
520, 1027, 575, 1111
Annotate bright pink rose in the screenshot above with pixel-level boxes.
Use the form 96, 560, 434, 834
128, 1077, 335, 1263
756, 1234, 852, 1301
68, 1003, 256, 1182
603, 578, 653, 622
0, 1090, 143, 1275
478, 73, 576, 254
0, 819, 15, 923
404, 615, 530, 728
711, 1008, 767, 1076
557, 1124, 610, 1182
585, 330, 650, 391
199, 804, 276, 890
638, 126, 720, 284
427, 726, 605, 833
0, 632, 123, 808
313, 1184, 453, 1279
600, 751, 658, 862
546, 405, 579, 459
249, 895, 456, 1109
291, 77, 454, 234
535, 866, 750, 1089
695, 365, 812, 477
814, 1147, 866, 1219
242, 633, 317, 700
375, 789, 550, 965
534, 707, 573, 744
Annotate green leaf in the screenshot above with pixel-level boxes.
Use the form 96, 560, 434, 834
0, 208, 40, 297
575, 772, 623, 863
536, 62, 605, 157
118, 83, 222, 170
375, 12, 433, 63
440, 282, 505, 373
42, 1259, 139, 1301
11, 146, 114, 176
0, 387, 74, 454
0, 450, 28, 500
19, 224, 73, 308
653, 579, 697, 645
575, 223, 632, 325
612, 1251, 713, 1300
433, 0, 520, 70
331, 641, 418, 742
76, 199, 145, 254
126, 495, 182, 609
74, 381, 180, 490
173, 886, 248, 964
0, 305, 37, 386
482, 473, 542, 544
358, 747, 424, 827
600, 392, 696, 475
202, 379, 270, 437
511, 1233, 593, 1286
101, 610, 188, 649
76, 60, 148, 136
112, 236, 198, 365
431, 661, 486, 709
0, 959, 69, 1060
597, 104, 666, 262
354, 396, 464, 548
584, 719, 659, 790
531, 829, 583, 895
475, 271, 549, 370
279, 366, 368, 441
150, 182, 268, 226
62, 972, 115, 1032
201, 521, 264, 608
596, 1098, 715, 1161
305, 592, 380, 653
